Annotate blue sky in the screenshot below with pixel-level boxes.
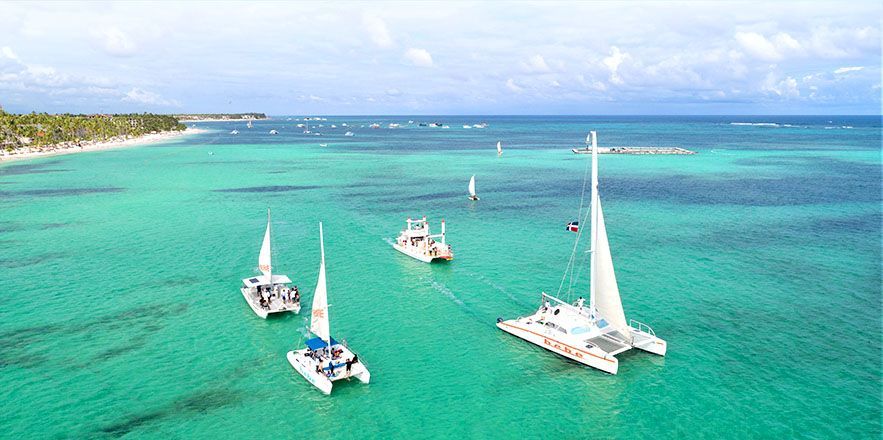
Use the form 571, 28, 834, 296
1, 1, 880, 115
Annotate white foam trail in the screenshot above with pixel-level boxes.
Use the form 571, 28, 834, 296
429, 279, 465, 306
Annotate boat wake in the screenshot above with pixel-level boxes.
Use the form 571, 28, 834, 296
428, 279, 465, 306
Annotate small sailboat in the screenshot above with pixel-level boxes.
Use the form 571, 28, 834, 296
230, 130, 239, 135
496, 131, 666, 374
247, 120, 253, 129
240, 209, 301, 318
287, 222, 370, 395
269, 130, 279, 135
468, 175, 479, 201
344, 131, 354, 137
462, 125, 472, 129
496, 141, 502, 156
392, 217, 453, 263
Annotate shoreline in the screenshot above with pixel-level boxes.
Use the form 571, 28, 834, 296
0, 127, 209, 164
182, 118, 268, 122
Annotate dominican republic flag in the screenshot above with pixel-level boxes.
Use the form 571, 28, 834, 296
566, 221, 579, 232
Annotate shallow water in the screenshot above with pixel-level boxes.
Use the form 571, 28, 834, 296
0, 115, 879, 438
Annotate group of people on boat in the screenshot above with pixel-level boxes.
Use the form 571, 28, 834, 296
256, 284, 300, 310
306, 346, 360, 379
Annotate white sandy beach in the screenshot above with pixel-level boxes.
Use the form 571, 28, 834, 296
0, 127, 209, 163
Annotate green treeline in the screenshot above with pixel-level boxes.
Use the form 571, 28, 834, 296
0, 111, 185, 150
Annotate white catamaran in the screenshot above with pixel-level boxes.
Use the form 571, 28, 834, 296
468, 175, 479, 201
287, 222, 370, 395
392, 217, 453, 263
496, 131, 667, 374
240, 209, 301, 318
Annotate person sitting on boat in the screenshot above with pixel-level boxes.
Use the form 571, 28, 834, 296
576, 296, 585, 309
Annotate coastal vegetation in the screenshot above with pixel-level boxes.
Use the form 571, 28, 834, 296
0, 112, 185, 151
176, 113, 266, 121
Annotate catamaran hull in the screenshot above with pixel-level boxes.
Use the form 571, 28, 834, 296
287, 351, 333, 394
287, 350, 371, 395
496, 320, 620, 375
240, 288, 300, 319
392, 244, 451, 263
631, 330, 667, 356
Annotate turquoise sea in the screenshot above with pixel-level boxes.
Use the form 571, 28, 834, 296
0, 115, 880, 438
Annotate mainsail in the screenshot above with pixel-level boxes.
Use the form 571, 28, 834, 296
496, 141, 502, 155
468, 175, 476, 197
258, 208, 272, 276
310, 222, 331, 346
589, 131, 630, 338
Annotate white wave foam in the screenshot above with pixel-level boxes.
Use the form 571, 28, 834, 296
730, 122, 780, 127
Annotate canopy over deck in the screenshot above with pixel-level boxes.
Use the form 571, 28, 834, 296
242, 274, 293, 288
305, 336, 340, 350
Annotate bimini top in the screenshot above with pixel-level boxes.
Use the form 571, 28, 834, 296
305, 336, 340, 350
241, 274, 293, 288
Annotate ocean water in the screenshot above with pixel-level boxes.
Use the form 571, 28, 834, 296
0, 115, 879, 439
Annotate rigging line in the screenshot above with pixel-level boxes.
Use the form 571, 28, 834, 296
556, 149, 593, 298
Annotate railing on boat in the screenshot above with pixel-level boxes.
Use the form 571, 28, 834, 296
629, 319, 656, 337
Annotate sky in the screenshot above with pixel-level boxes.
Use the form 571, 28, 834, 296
0, 1, 880, 115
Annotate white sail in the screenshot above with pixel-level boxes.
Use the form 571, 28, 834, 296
496, 141, 502, 155
258, 209, 272, 276
593, 201, 629, 337
310, 222, 331, 345
589, 131, 630, 338
468, 175, 476, 197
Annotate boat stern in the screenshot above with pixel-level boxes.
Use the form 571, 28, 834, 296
287, 350, 333, 395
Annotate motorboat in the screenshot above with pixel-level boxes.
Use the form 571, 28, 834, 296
392, 217, 453, 263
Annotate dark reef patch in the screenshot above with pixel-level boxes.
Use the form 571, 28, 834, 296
99, 389, 243, 437
0, 160, 70, 176
0, 187, 124, 198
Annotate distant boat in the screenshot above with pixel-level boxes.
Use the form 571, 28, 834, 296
230, 130, 239, 135
408, 120, 414, 124
208, 151, 214, 156
496, 131, 667, 374
344, 131, 354, 137
247, 120, 253, 129
468, 175, 479, 201
287, 118, 292, 121
341, 123, 347, 127
319, 143, 327, 147
331, 125, 337, 128
472, 124, 483, 129
418, 122, 428, 127
269, 130, 279, 135
240, 209, 301, 319
496, 141, 502, 156
286, 222, 370, 395
441, 125, 450, 129
370, 123, 380, 129
388, 123, 400, 128
462, 125, 472, 129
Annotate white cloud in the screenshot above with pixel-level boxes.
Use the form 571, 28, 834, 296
549, 79, 560, 87
523, 54, 551, 73
362, 14, 393, 48
386, 88, 401, 96
735, 32, 781, 61
94, 27, 137, 56
834, 66, 864, 74
122, 87, 179, 106
761, 72, 799, 98
505, 78, 523, 93
403, 48, 433, 67
602, 46, 628, 85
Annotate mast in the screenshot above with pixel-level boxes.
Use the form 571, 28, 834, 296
320, 222, 330, 355
588, 131, 598, 313
267, 208, 272, 284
